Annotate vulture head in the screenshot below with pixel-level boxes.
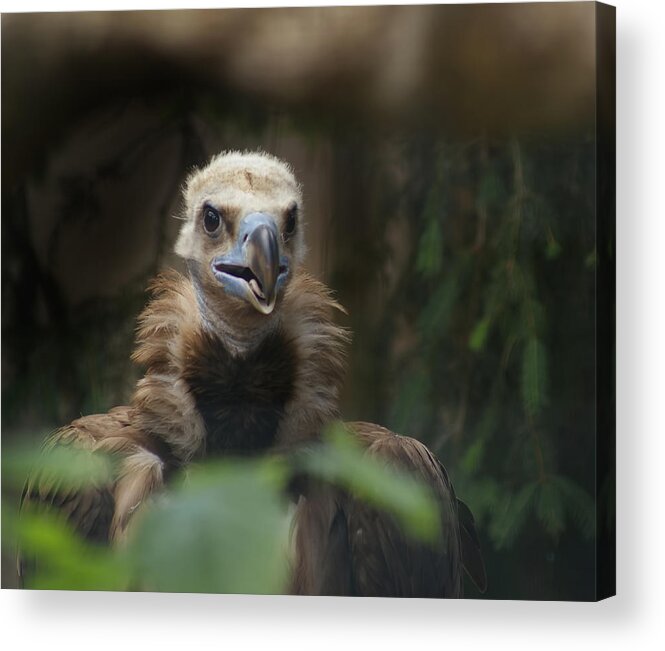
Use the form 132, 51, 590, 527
175, 151, 305, 327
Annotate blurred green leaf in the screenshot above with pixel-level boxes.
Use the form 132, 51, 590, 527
546, 238, 562, 260
128, 458, 291, 594
469, 316, 491, 352
416, 218, 443, 278
460, 438, 485, 474
9, 502, 130, 591
300, 424, 441, 544
3, 442, 115, 492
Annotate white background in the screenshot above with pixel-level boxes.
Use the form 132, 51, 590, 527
1, 0, 664, 649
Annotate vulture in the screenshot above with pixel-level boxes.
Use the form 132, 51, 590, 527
21, 151, 486, 597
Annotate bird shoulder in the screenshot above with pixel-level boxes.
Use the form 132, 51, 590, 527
276, 271, 350, 448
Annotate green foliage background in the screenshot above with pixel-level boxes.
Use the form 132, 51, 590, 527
328, 133, 601, 600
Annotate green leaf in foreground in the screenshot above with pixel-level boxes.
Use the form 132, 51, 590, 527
298, 423, 441, 544
7, 502, 130, 591
5, 430, 444, 594
3, 442, 115, 492
127, 458, 291, 594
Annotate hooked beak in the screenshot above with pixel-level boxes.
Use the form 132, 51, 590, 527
211, 213, 288, 315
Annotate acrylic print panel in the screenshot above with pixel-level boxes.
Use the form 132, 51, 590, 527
1, 2, 615, 601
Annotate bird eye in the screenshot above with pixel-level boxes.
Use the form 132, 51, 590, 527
284, 202, 298, 239
203, 205, 222, 235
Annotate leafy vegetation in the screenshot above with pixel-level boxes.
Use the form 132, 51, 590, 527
2, 425, 440, 593
329, 134, 600, 599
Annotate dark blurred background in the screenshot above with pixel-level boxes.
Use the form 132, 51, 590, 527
2, 3, 609, 599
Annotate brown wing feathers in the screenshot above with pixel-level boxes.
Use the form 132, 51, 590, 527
292, 422, 472, 597
131, 271, 207, 462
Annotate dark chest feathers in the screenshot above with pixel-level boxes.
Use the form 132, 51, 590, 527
182, 328, 297, 456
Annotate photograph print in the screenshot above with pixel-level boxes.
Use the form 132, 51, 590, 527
1, 1, 615, 601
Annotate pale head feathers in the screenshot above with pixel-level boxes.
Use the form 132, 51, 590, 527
175, 150, 306, 269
